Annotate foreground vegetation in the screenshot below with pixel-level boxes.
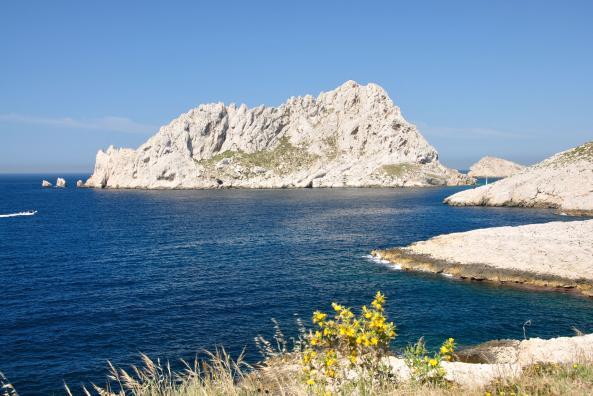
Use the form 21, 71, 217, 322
2, 293, 592, 395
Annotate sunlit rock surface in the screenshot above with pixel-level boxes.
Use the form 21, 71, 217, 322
86, 81, 473, 189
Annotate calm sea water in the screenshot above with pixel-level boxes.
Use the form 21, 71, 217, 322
2, 174, 593, 394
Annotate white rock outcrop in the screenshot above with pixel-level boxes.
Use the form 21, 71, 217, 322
395, 219, 592, 280
56, 178, 66, 188
445, 141, 593, 214
373, 219, 593, 295
85, 81, 473, 189
467, 156, 524, 178
441, 333, 593, 388
41, 180, 52, 188
76, 179, 84, 188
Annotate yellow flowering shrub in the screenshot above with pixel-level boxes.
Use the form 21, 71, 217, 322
403, 336, 455, 384
302, 292, 397, 390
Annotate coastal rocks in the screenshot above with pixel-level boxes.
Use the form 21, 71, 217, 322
371, 219, 593, 296
41, 180, 52, 188
56, 177, 67, 188
467, 156, 524, 178
441, 333, 593, 388
85, 81, 474, 189
76, 180, 84, 188
445, 141, 593, 214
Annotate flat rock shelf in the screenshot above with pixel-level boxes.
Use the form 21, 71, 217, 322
372, 219, 593, 297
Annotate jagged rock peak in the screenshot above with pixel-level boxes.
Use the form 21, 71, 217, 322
86, 81, 474, 189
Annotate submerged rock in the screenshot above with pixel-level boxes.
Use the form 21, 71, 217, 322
41, 180, 52, 188
56, 178, 66, 188
85, 81, 474, 189
467, 156, 524, 178
445, 141, 593, 214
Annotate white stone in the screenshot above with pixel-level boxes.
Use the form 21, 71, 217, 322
446, 142, 593, 213
398, 219, 593, 282
41, 180, 52, 188
467, 156, 524, 178
76, 179, 84, 187
85, 81, 474, 189
56, 178, 66, 188
385, 333, 593, 388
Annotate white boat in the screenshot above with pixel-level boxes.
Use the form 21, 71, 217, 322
0, 210, 37, 218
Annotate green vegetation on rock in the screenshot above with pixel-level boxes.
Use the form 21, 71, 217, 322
557, 141, 593, 163
381, 163, 420, 178
200, 136, 319, 176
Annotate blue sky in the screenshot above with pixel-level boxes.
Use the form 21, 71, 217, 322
1, 0, 592, 172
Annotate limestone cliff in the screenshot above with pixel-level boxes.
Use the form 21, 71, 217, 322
445, 141, 593, 214
467, 156, 524, 178
85, 81, 473, 189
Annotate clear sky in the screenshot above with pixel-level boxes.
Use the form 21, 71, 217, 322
1, 0, 592, 172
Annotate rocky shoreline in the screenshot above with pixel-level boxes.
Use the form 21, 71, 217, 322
445, 141, 593, 215
372, 219, 593, 297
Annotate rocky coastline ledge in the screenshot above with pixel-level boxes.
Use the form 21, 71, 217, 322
445, 141, 593, 215
371, 219, 593, 297
84, 81, 473, 189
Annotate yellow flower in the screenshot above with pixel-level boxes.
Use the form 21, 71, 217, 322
573, 363, 579, 368
307, 378, 315, 386
331, 302, 343, 312
313, 311, 327, 324
370, 336, 379, 345
327, 368, 336, 378
429, 358, 438, 367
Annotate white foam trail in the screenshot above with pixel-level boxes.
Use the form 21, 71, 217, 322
363, 254, 402, 270
0, 210, 37, 218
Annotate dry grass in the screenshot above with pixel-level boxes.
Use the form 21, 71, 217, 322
3, 348, 593, 395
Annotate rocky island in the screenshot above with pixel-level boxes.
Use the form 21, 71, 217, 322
467, 156, 524, 178
84, 81, 473, 189
372, 219, 593, 296
445, 141, 593, 215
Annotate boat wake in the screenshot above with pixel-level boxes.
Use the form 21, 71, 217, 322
362, 254, 402, 270
0, 210, 37, 218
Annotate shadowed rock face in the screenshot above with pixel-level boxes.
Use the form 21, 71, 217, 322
467, 156, 524, 178
445, 141, 593, 214
85, 81, 474, 189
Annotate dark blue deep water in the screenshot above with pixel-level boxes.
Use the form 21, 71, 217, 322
2, 174, 593, 394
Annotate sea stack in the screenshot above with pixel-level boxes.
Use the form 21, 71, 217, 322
76, 179, 84, 188
445, 141, 593, 215
85, 81, 474, 189
467, 156, 524, 178
56, 178, 67, 188
41, 180, 52, 188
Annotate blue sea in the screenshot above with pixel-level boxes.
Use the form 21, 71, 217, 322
2, 174, 593, 394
